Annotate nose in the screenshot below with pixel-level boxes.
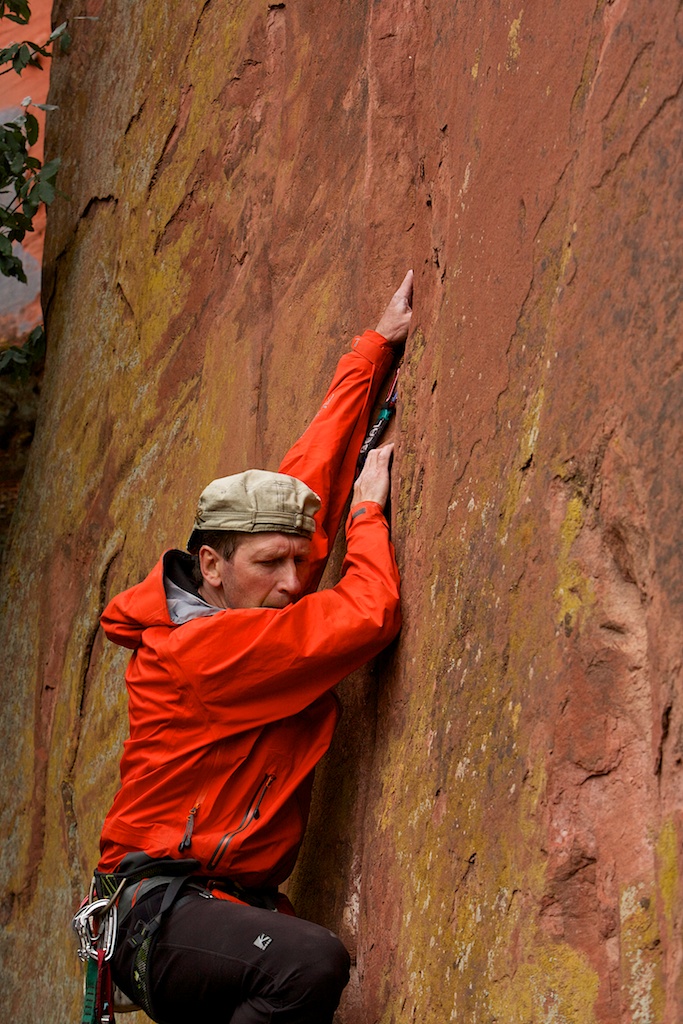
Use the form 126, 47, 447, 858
278, 559, 303, 596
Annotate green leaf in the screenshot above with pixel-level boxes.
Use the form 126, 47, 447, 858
0, 252, 27, 283
35, 178, 54, 203
0, 43, 20, 63
41, 157, 61, 177
25, 41, 49, 61
2, 0, 31, 26
13, 43, 31, 72
3, 1, 32, 24
25, 111, 38, 145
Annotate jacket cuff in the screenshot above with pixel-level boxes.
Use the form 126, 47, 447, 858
351, 330, 394, 372
346, 500, 386, 532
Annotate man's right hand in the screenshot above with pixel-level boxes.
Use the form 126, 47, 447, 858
375, 270, 413, 345
352, 444, 394, 510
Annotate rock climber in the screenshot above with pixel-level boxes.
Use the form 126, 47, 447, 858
87, 270, 413, 1024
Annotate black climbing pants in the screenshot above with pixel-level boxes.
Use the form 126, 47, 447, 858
112, 887, 351, 1024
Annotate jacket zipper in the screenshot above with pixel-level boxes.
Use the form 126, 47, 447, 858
177, 744, 224, 853
178, 803, 200, 852
206, 773, 275, 872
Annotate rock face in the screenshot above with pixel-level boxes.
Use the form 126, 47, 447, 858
1, 1, 681, 1021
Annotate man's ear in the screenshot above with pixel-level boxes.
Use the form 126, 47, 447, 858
198, 545, 223, 588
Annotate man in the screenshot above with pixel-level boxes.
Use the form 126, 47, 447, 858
93, 271, 413, 1023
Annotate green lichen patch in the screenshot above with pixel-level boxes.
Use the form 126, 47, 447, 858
488, 938, 600, 1024
553, 493, 595, 634
506, 10, 524, 70
497, 383, 544, 547
655, 817, 679, 943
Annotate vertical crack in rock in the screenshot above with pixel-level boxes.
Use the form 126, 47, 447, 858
571, 0, 617, 120
194, 0, 217, 41
44, 195, 120, 312
153, 180, 201, 255
115, 282, 137, 325
147, 84, 195, 197
61, 537, 124, 904
124, 97, 147, 136
250, 1, 288, 460
655, 703, 672, 777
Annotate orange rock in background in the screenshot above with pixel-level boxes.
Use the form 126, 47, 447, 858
0, 0, 52, 343
0, 2, 52, 558
0, 2, 682, 1023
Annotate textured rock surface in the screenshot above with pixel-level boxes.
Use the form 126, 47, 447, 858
1, 1, 681, 1021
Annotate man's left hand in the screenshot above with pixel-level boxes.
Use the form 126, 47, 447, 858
375, 270, 413, 345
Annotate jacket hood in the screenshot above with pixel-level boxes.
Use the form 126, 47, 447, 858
101, 551, 188, 649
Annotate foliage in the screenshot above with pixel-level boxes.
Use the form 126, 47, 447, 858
0, 113, 60, 283
0, 321, 44, 375
0, 1, 31, 25
0, 1, 70, 375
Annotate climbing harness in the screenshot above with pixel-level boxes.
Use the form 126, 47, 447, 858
72, 856, 199, 1023
356, 367, 400, 474
72, 853, 285, 1022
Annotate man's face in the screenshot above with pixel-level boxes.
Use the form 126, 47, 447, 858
212, 532, 312, 609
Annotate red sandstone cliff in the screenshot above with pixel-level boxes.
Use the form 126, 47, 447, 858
0, 2, 681, 1022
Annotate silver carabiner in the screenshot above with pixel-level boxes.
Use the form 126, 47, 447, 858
72, 898, 118, 962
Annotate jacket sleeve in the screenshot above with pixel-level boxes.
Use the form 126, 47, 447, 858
162, 502, 401, 733
278, 330, 394, 591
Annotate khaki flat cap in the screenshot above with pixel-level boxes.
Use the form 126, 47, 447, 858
187, 470, 321, 551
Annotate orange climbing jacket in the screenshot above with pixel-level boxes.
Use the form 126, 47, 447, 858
97, 330, 401, 887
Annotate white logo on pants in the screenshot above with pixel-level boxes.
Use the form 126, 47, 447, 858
254, 934, 272, 950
